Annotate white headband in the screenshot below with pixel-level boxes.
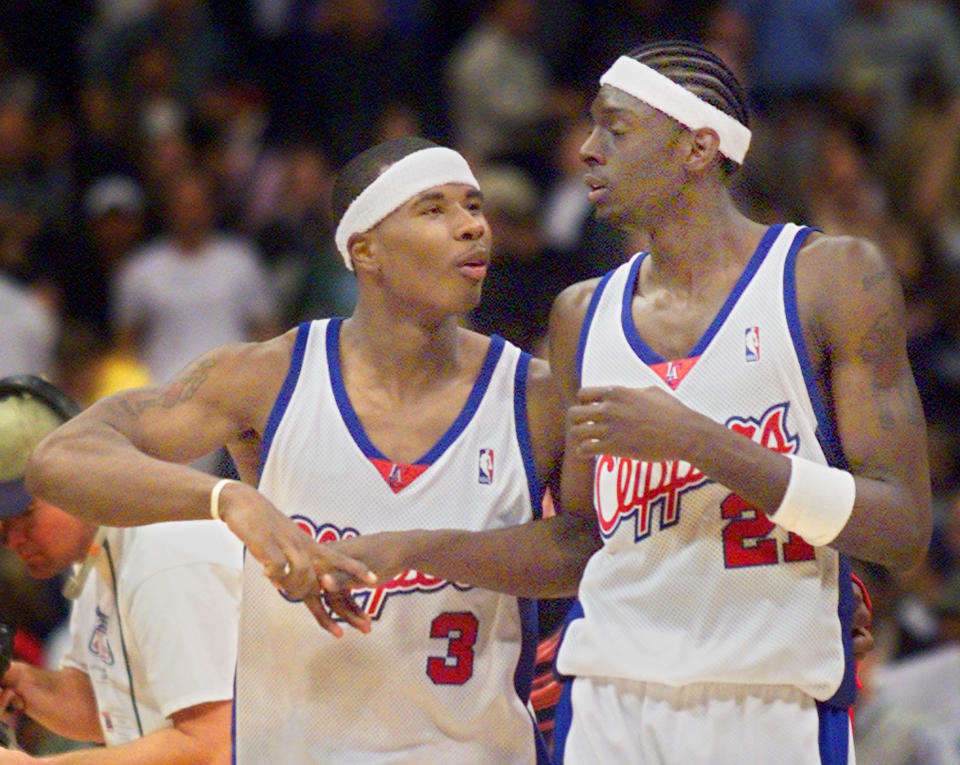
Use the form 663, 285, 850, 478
599, 56, 751, 164
334, 146, 480, 270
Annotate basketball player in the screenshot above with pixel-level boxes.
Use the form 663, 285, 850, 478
0, 375, 241, 764
319, 41, 932, 764
24, 138, 569, 762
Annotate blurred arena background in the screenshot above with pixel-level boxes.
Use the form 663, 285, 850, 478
1, 1, 959, 760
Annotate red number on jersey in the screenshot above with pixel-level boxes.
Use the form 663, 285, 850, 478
427, 612, 478, 685
721, 492, 815, 567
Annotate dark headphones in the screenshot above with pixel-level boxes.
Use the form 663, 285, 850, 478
0, 375, 81, 421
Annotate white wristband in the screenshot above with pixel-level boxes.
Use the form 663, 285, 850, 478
770, 455, 856, 547
210, 478, 238, 522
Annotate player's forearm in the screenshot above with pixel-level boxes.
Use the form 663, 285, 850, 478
681, 406, 932, 569
398, 513, 600, 598
22, 726, 227, 765
12, 666, 102, 742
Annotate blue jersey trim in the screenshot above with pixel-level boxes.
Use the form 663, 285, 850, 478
512, 597, 552, 762
514, 352, 545, 520
259, 321, 311, 478
329, 322, 507, 465
782, 226, 844, 461
552, 668, 576, 763
783, 225, 856, 709
621, 224, 784, 364
817, 701, 851, 764
576, 268, 618, 387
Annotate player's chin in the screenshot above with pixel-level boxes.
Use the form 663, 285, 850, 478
453, 281, 484, 313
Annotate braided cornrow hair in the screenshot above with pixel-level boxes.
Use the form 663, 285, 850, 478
628, 40, 750, 174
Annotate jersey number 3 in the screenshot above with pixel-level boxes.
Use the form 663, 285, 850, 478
721, 493, 815, 567
427, 611, 478, 685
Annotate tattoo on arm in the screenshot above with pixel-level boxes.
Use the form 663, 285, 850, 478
858, 311, 898, 390
114, 360, 216, 419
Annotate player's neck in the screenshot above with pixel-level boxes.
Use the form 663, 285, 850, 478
642, 208, 764, 293
340, 311, 467, 390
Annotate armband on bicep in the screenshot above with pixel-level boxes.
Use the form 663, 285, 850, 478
768, 455, 855, 546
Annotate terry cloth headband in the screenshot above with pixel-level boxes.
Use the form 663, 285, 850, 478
599, 56, 751, 164
334, 146, 480, 270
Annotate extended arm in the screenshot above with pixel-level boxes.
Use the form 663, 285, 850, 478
0, 665, 102, 742
0, 699, 231, 765
25, 336, 374, 631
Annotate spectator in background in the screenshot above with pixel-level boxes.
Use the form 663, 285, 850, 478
71, 79, 139, 191
0, 101, 62, 272
248, 141, 356, 326
708, 0, 852, 218
830, 0, 960, 154
444, 0, 567, 181
466, 162, 555, 355
38, 175, 153, 408
112, 167, 277, 386
0, 273, 57, 379
539, 116, 630, 280
0, 100, 60, 379
265, 0, 425, 166
800, 118, 923, 287
82, 0, 231, 119
881, 63, 960, 267
48, 175, 148, 341
192, 78, 272, 231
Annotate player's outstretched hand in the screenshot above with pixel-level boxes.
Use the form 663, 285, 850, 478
568, 386, 692, 461
320, 531, 409, 593
215, 482, 377, 636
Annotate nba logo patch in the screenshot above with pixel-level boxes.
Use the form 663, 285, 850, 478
478, 449, 494, 485
745, 326, 760, 362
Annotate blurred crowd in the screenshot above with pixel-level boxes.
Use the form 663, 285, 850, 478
2, 0, 960, 760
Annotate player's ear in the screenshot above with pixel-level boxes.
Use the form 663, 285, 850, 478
349, 233, 379, 274
685, 127, 722, 172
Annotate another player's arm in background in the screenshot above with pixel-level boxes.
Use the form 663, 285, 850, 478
323, 283, 603, 601
25, 333, 375, 632
0, 665, 102, 743
567, 234, 931, 571
0, 700, 231, 764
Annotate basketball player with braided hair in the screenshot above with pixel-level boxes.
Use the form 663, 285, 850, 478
320, 40, 930, 763
24, 136, 568, 762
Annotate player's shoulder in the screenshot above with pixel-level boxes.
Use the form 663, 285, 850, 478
796, 230, 890, 283
794, 230, 903, 327
201, 328, 299, 384
553, 276, 605, 314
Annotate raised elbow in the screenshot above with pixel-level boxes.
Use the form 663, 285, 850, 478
23, 424, 72, 501
891, 512, 934, 572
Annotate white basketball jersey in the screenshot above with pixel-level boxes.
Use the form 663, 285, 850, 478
234, 319, 545, 764
556, 224, 857, 706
